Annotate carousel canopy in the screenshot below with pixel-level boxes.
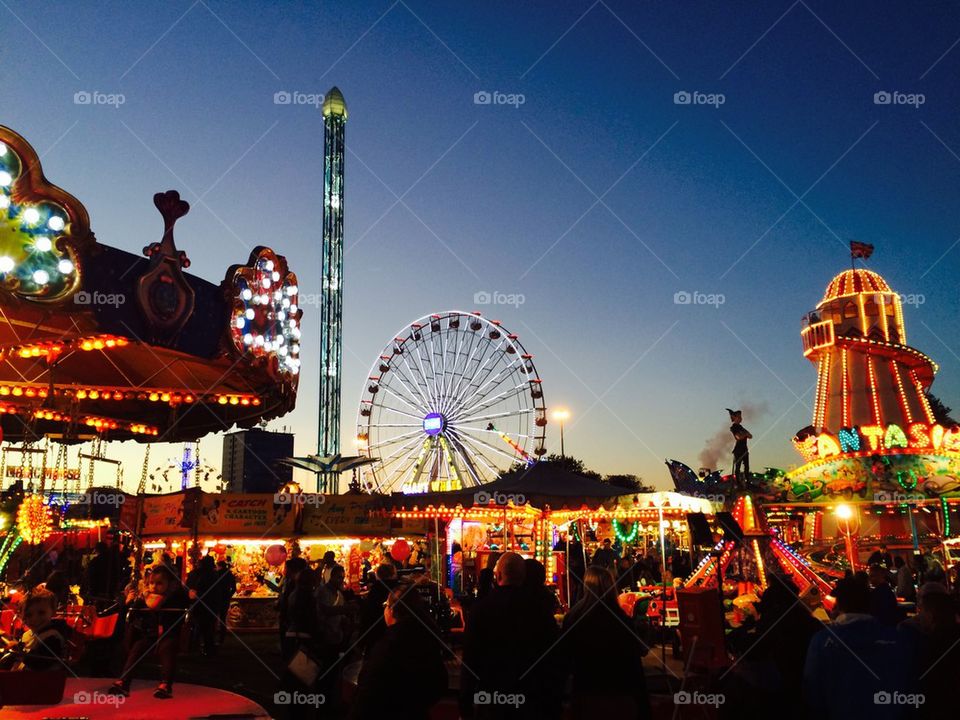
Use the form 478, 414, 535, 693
0, 126, 301, 443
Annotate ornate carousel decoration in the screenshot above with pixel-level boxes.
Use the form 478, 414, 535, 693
0, 125, 302, 444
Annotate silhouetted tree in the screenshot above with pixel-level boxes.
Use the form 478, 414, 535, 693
926, 392, 957, 425
603, 473, 654, 492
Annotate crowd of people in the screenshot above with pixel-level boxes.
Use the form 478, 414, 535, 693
722, 551, 960, 720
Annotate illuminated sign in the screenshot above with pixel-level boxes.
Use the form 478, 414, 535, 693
794, 422, 960, 462
422, 413, 444, 436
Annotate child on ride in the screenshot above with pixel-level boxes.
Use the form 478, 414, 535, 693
109, 563, 189, 699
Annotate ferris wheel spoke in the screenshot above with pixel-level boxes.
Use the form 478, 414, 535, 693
390, 349, 435, 410
447, 351, 521, 418
444, 328, 470, 412
367, 427, 425, 453
446, 427, 505, 480
410, 338, 439, 410
445, 327, 486, 415
451, 407, 532, 425
367, 403, 424, 422
450, 424, 528, 464
445, 435, 483, 487
396, 437, 434, 489
380, 385, 429, 417
450, 383, 528, 422
387, 364, 434, 415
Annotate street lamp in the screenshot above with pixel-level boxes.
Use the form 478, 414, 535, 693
552, 408, 570, 457
835, 503, 859, 571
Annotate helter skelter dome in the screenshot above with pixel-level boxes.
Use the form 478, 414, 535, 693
801, 266, 936, 434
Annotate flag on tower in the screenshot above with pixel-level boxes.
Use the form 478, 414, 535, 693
850, 241, 874, 260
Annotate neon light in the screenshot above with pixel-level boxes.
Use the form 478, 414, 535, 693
942, 497, 951, 537
890, 361, 913, 424
858, 293, 868, 336
867, 356, 882, 425
841, 348, 850, 427
753, 538, 767, 589
884, 424, 909, 449
612, 519, 639, 543
911, 370, 936, 424
837, 427, 861, 453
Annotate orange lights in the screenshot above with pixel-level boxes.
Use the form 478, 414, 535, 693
867, 356, 882, 425
215, 394, 260, 406
911, 370, 936, 424
890, 361, 913, 424
841, 348, 850, 428
11, 335, 130, 359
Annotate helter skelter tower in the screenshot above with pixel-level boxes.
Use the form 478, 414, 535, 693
800, 267, 937, 433
318, 87, 347, 491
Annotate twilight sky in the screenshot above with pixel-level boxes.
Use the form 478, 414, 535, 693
5, 1, 960, 491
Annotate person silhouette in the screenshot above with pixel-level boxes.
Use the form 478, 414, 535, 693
727, 408, 752, 488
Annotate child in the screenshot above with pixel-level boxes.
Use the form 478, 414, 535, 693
109, 563, 189, 699
9, 587, 68, 671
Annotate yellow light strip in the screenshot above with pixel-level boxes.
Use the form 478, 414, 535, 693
858, 293, 868, 336
841, 349, 850, 427
912, 370, 936, 424
891, 361, 913, 424
894, 295, 906, 344
878, 294, 890, 342
753, 538, 767, 588
867, 356, 882, 425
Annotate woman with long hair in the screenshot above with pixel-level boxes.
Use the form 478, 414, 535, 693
561, 566, 651, 718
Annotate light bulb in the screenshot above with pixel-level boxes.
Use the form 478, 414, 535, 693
57, 259, 73, 274
0, 257, 14, 273
32, 269, 49, 284
22, 208, 40, 225
47, 216, 65, 231
0, 171, 12, 187
34, 237, 52, 252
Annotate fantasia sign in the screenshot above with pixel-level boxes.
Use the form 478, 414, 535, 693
794, 422, 960, 463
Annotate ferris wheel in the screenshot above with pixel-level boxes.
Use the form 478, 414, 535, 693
357, 311, 547, 494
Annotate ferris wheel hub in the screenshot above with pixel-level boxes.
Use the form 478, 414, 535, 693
422, 412, 446, 436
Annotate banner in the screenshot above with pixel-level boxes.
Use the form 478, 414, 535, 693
299, 495, 392, 537
196, 493, 297, 536
140, 491, 196, 537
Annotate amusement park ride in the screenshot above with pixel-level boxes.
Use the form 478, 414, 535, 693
0, 123, 303, 551
356, 311, 548, 494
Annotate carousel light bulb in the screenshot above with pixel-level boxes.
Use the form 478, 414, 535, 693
271, 271, 280, 281
243, 333, 253, 345
281, 298, 290, 308
244, 308, 255, 320
263, 278, 271, 289
47, 215, 65, 232
34, 236, 52, 252
835, 504, 853, 520
22, 208, 40, 225
235, 317, 245, 329
289, 304, 298, 314
32, 269, 49, 284
0, 257, 14, 273
286, 285, 297, 296
241, 288, 253, 301
0, 142, 6, 156
264, 260, 274, 272
0, 171, 12, 187
0, 196, 9, 209
254, 335, 264, 346
277, 311, 285, 321
57, 259, 73, 274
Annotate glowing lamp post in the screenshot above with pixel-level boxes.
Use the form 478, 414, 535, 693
835, 503, 860, 571
552, 408, 570, 457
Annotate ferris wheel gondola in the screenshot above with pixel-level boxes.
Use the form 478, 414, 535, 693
357, 311, 547, 494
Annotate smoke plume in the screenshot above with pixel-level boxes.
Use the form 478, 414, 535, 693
697, 401, 769, 472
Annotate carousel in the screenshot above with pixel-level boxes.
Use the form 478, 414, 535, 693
0, 123, 302, 577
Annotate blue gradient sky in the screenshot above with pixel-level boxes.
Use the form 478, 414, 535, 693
5, 1, 960, 490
